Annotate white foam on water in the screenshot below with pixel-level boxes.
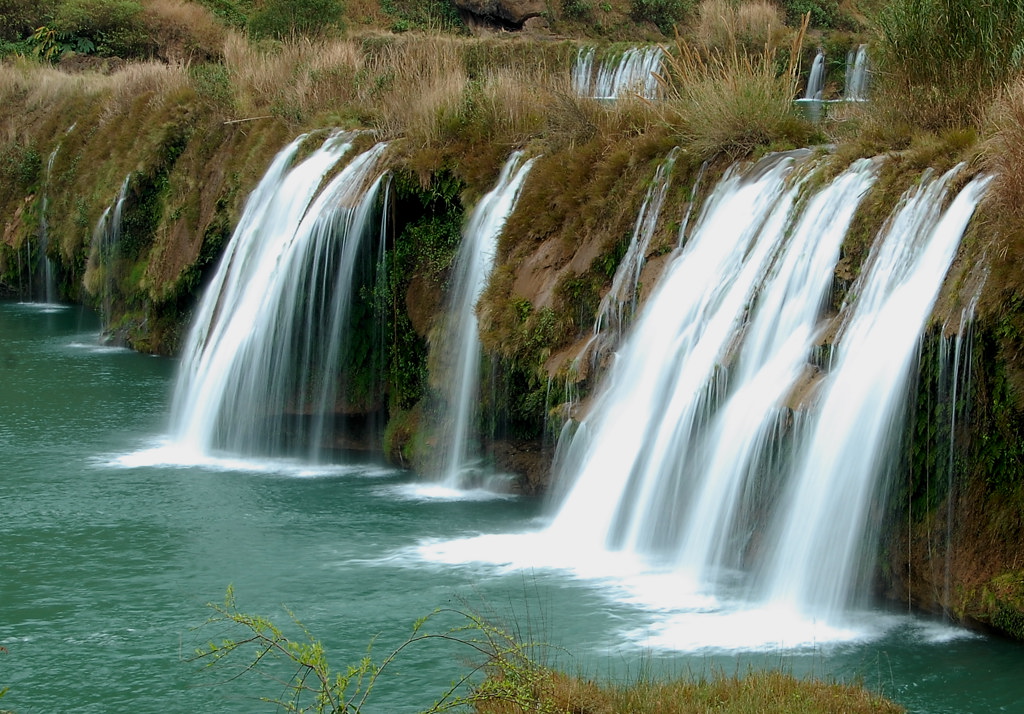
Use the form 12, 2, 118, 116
103, 438, 390, 479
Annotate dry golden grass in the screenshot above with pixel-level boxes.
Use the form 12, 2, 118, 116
0, 56, 188, 119
693, 0, 786, 55
474, 667, 904, 714
221, 32, 363, 119
141, 0, 226, 62
102, 60, 191, 120
358, 34, 466, 143
654, 37, 809, 160
983, 75, 1024, 222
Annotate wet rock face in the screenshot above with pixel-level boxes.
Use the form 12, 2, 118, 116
452, 0, 546, 27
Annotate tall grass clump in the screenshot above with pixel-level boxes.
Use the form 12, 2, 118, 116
221, 32, 362, 120
874, 0, 1024, 129
360, 35, 467, 145
655, 20, 812, 159
984, 75, 1024, 223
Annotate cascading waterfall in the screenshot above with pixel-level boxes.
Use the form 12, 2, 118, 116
938, 295, 980, 614
560, 149, 682, 412
845, 44, 869, 100
572, 46, 663, 100
169, 133, 389, 460
671, 158, 880, 584
757, 167, 991, 620
548, 152, 810, 552
535, 153, 989, 639
431, 152, 535, 488
803, 50, 825, 100
87, 174, 131, 333
415, 151, 991, 650
591, 147, 679, 352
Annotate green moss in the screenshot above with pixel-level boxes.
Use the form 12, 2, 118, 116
981, 571, 1024, 640
381, 167, 466, 421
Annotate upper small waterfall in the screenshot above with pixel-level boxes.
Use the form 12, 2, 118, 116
572, 46, 664, 100
803, 50, 825, 100
845, 44, 869, 100
430, 152, 535, 488
170, 133, 389, 460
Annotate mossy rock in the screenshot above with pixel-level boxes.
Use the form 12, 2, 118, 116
967, 570, 1024, 640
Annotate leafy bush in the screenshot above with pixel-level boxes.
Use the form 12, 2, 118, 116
247, 0, 344, 39
379, 0, 465, 34
0, 0, 55, 41
561, 0, 592, 20
195, 0, 253, 28
780, 0, 838, 28
630, 0, 693, 34
50, 0, 151, 58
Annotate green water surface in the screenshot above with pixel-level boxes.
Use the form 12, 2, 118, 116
2, 302, 1023, 713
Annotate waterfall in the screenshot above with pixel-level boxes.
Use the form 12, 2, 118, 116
548, 152, 810, 551
560, 147, 682, 410
33, 146, 61, 303
845, 44, 869, 101
87, 174, 131, 334
170, 133, 389, 460
804, 50, 825, 100
672, 158, 879, 583
758, 167, 991, 620
572, 46, 663, 100
593, 148, 679, 347
943, 295, 979, 614
431, 152, 535, 488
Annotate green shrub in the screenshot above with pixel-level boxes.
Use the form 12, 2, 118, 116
561, 0, 592, 20
781, 0, 838, 28
380, 0, 465, 33
247, 0, 344, 39
0, 0, 55, 41
630, 0, 692, 34
50, 0, 151, 58
0, 142, 41, 194
188, 62, 234, 110
195, 0, 253, 29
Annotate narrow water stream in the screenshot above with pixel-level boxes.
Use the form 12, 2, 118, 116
2, 301, 1022, 713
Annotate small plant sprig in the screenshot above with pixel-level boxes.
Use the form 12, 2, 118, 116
191, 586, 560, 713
